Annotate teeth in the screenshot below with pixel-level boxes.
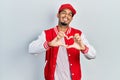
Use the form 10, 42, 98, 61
63, 18, 68, 21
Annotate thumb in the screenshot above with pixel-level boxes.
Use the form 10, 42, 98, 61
66, 44, 74, 49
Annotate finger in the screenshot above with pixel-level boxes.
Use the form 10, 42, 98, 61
61, 44, 68, 48
64, 34, 73, 40
74, 33, 82, 42
59, 42, 67, 47
66, 44, 74, 49
74, 33, 79, 37
59, 31, 65, 35
57, 33, 63, 40
56, 35, 61, 40
76, 36, 80, 40
74, 34, 79, 39
58, 31, 65, 38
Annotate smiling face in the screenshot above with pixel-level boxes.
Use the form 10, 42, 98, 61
57, 9, 73, 27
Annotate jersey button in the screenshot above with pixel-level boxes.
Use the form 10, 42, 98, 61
72, 73, 74, 76
68, 54, 71, 56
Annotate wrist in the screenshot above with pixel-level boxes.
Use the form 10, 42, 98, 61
81, 45, 89, 54
44, 41, 51, 50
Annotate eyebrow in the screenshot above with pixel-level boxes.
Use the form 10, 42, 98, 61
60, 10, 73, 17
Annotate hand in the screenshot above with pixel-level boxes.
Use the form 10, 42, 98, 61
48, 31, 67, 47
67, 33, 85, 50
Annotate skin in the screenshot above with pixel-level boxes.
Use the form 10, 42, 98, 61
48, 9, 86, 50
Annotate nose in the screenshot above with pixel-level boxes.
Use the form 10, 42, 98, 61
65, 13, 70, 17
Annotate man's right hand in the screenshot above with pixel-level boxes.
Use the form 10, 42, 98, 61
48, 31, 67, 47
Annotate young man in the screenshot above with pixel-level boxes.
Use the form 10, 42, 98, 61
29, 3, 96, 80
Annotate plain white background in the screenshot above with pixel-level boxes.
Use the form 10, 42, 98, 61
1, 0, 120, 80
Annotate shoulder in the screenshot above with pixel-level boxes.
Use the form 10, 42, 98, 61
70, 27, 83, 34
44, 27, 54, 32
44, 27, 56, 35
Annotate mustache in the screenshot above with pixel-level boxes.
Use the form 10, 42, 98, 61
60, 22, 68, 26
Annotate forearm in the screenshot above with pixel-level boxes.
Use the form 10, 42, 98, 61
81, 33, 96, 59
29, 31, 47, 54
83, 45, 96, 59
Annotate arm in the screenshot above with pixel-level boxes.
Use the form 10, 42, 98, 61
29, 31, 48, 54
81, 33, 96, 60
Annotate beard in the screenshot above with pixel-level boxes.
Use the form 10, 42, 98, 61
60, 22, 68, 26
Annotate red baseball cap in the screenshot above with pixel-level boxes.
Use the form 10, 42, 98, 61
58, 3, 76, 16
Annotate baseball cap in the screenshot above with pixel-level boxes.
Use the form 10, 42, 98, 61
58, 3, 76, 16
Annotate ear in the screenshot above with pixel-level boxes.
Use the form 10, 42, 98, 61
57, 13, 59, 18
71, 17, 73, 20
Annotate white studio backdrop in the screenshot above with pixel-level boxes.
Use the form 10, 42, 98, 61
1, 0, 120, 80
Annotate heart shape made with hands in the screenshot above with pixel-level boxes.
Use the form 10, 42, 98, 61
48, 34, 73, 47
63, 34, 82, 50
48, 33, 84, 50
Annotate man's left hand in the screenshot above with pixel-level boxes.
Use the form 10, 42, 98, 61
66, 33, 86, 50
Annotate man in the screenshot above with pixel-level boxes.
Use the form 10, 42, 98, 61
29, 3, 96, 80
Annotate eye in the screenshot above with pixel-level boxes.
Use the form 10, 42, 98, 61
68, 13, 73, 17
60, 10, 73, 17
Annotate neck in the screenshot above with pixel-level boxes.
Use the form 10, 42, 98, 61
58, 25, 69, 32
